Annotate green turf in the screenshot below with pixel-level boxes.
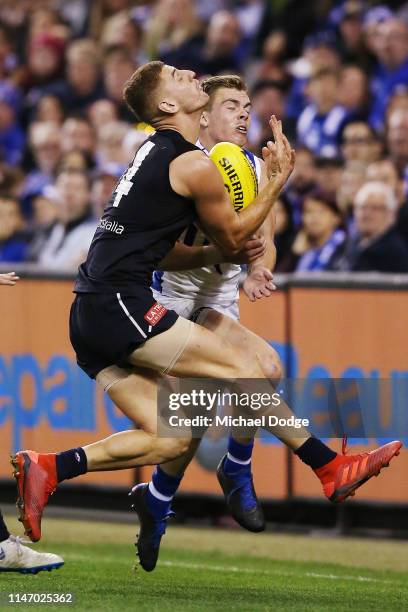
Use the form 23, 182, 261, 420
0, 518, 407, 612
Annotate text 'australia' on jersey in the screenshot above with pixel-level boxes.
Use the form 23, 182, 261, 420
75, 130, 199, 295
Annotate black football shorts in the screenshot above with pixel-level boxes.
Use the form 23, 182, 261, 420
69, 291, 178, 379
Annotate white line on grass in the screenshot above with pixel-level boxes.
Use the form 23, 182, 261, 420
66, 553, 402, 586
160, 560, 395, 585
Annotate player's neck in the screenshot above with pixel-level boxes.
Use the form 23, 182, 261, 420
155, 111, 201, 144
198, 131, 216, 152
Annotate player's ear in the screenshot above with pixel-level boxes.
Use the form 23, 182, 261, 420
158, 98, 179, 115
200, 110, 209, 129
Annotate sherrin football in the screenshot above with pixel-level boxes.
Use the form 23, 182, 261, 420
209, 142, 258, 213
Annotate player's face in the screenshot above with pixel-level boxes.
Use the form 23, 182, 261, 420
204, 87, 251, 147
160, 65, 209, 113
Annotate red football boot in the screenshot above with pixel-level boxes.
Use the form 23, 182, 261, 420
315, 440, 402, 503
11, 451, 58, 542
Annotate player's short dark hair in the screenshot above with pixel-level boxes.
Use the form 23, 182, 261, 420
123, 61, 164, 123
201, 75, 247, 107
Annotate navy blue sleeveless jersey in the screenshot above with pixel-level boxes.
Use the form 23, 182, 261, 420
75, 129, 199, 295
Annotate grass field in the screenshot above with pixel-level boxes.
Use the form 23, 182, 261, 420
1, 514, 407, 611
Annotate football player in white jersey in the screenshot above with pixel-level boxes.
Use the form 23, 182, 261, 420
150, 75, 282, 534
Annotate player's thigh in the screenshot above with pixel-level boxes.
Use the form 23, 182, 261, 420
126, 317, 261, 378
167, 320, 258, 379
197, 309, 282, 381
100, 366, 159, 433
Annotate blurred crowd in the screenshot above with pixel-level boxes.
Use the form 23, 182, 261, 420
0, 0, 408, 274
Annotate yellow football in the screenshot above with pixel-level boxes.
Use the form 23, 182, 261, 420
209, 142, 258, 213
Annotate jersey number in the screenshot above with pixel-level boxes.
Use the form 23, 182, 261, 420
113, 141, 155, 207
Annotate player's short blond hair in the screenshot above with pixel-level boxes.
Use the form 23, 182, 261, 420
201, 75, 247, 108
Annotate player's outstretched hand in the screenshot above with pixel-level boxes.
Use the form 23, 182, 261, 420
0, 272, 20, 286
243, 266, 276, 302
225, 235, 267, 264
262, 115, 295, 186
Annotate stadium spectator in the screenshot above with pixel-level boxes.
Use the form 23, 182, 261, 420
336, 161, 367, 224
0, 164, 24, 200
341, 120, 381, 165
315, 156, 343, 200
26, 33, 65, 88
181, 10, 243, 75
96, 121, 130, 168
286, 31, 341, 122
0, 195, 27, 262
91, 163, 122, 218
27, 5, 70, 44
362, 4, 394, 58
60, 116, 96, 157
22, 121, 61, 216
273, 194, 296, 271
0, 82, 24, 166
338, 64, 370, 116
0, 23, 18, 80
26, 188, 58, 262
369, 18, 408, 131
58, 150, 95, 174
293, 190, 346, 272
34, 94, 65, 125
144, 0, 202, 60
103, 46, 137, 120
62, 39, 105, 112
101, 10, 147, 66
57, 0, 91, 38
233, 0, 266, 44
88, 99, 119, 133
245, 30, 288, 87
296, 67, 349, 158
248, 80, 293, 153
366, 158, 403, 204
387, 108, 408, 176
37, 168, 96, 270
285, 146, 317, 227
385, 88, 408, 120
330, 0, 369, 66
366, 158, 408, 246
342, 181, 408, 272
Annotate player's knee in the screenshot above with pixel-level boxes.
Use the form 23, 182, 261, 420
262, 349, 282, 383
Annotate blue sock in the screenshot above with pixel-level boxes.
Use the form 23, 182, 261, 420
224, 437, 254, 475
146, 466, 182, 520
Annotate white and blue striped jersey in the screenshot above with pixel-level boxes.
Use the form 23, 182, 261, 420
152, 140, 261, 305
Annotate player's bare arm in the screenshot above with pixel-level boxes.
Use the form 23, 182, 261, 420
170, 116, 294, 252
157, 236, 266, 271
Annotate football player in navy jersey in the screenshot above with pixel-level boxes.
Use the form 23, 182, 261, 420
12, 63, 401, 573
